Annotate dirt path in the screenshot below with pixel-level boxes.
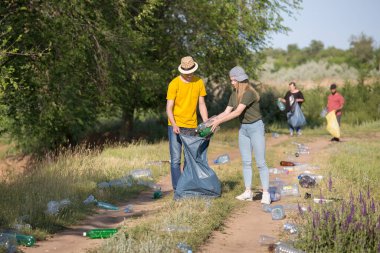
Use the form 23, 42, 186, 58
199, 135, 333, 253
22, 174, 173, 253
18, 134, 332, 253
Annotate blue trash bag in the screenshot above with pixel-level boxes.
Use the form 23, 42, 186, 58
287, 102, 306, 128
174, 134, 221, 200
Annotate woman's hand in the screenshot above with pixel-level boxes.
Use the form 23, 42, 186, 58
210, 120, 221, 132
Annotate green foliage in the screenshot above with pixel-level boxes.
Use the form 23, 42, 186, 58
0, 0, 302, 153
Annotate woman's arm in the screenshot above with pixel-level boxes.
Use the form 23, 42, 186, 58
210, 104, 247, 131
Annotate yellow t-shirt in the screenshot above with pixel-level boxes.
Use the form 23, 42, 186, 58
166, 76, 207, 128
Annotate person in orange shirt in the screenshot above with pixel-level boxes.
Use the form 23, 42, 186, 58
166, 56, 208, 190
327, 83, 345, 142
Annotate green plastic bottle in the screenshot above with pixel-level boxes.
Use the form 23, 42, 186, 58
96, 201, 119, 210
153, 189, 162, 199
16, 234, 36, 247
83, 228, 118, 239
2, 232, 36, 247
199, 126, 213, 137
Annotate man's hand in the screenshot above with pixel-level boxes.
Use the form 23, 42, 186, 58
173, 125, 180, 134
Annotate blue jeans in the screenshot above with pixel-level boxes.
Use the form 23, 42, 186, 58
168, 126, 197, 190
238, 120, 269, 191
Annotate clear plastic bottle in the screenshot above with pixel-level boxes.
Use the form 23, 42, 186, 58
1, 232, 36, 247
130, 168, 153, 179
275, 242, 305, 253
177, 242, 193, 253
280, 184, 300, 197
0, 233, 17, 252
214, 154, 230, 164
259, 234, 277, 245
269, 186, 281, 202
83, 228, 118, 239
276, 100, 286, 111
271, 205, 285, 220
96, 201, 119, 210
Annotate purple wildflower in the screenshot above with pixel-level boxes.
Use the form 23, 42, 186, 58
355, 222, 363, 232
371, 198, 376, 213
359, 190, 363, 203
350, 191, 354, 202
324, 210, 330, 222
331, 213, 336, 223
298, 202, 304, 216
313, 212, 320, 228
328, 175, 333, 192
341, 200, 345, 214
367, 185, 371, 199
362, 200, 367, 216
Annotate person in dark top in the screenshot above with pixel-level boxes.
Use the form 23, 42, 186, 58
278, 82, 305, 136
209, 66, 271, 205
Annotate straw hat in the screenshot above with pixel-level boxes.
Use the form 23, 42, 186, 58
178, 56, 198, 74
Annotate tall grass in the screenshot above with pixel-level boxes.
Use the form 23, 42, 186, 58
0, 141, 170, 238
292, 122, 380, 252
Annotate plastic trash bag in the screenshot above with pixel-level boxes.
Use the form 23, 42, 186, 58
320, 107, 328, 118
287, 103, 306, 128
174, 134, 221, 200
326, 110, 340, 138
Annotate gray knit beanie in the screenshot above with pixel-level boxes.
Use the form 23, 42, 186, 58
229, 66, 249, 82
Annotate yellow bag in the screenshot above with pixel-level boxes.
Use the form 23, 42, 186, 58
326, 110, 340, 138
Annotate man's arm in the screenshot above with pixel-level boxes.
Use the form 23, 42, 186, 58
198, 96, 208, 122
166, 100, 180, 134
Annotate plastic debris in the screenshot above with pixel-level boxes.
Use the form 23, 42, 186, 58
164, 225, 192, 233
275, 242, 305, 253
259, 234, 277, 245
177, 242, 193, 253
83, 195, 97, 205
313, 198, 333, 204
124, 204, 133, 213
130, 168, 153, 179
46, 199, 71, 215
271, 205, 285, 220
213, 154, 230, 164
283, 223, 298, 234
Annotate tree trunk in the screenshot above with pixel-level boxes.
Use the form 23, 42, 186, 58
120, 108, 134, 140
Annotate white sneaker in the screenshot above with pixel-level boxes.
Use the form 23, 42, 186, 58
261, 192, 271, 205
235, 190, 253, 201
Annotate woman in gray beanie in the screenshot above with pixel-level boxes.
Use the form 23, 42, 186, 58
209, 66, 270, 204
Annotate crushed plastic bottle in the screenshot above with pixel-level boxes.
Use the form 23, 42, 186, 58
271, 205, 285, 220
298, 175, 316, 188
177, 242, 193, 253
46, 199, 71, 215
275, 242, 305, 253
164, 225, 192, 233
96, 201, 119, 210
313, 198, 333, 204
283, 223, 298, 234
262, 204, 272, 213
83, 228, 118, 239
1, 232, 36, 247
280, 184, 300, 197
272, 132, 280, 138
0, 233, 17, 253
83, 195, 97, 205
259, 234, 277, 245
195, 116, 220, 138
269, 186, 281, 202
269, 168, 288, 175
130, 168, 153, 179
298, 172, 323, 182
213, 154, 230, 164
124, 204, 134, 213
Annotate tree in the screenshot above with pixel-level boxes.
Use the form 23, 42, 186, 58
348, 33, 375, 84
0, 0, 302, 153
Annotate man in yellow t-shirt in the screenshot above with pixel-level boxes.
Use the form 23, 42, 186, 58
166, 56, 208, 190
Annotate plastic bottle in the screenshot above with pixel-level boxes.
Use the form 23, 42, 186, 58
130, 168, 153, 179
298, 175, 316, 188
213, 154, 230, 164
0, 233, 17, 252
269, 168, 288, 175
124, 204, 133, 213
276, 100, 286, 111
262, 204, 272, 213
1, 232, 36, 247
153, 189, 163, 199
280, 184, 300, 197
259, 234, 277, 245
272, 132, 280, 138
269, 186, 281, 202
280, 161, 296, 166
83, 228, 118, 239
96, 201, 119, 210
177, 242, 193, 253
275, 242, 305, 253
271, 205, 285, 220
283, 223, 298, 234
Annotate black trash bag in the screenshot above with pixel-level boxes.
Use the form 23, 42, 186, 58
174, 134, 221, 200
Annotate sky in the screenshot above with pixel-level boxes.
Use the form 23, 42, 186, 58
269, 0, 380, 50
